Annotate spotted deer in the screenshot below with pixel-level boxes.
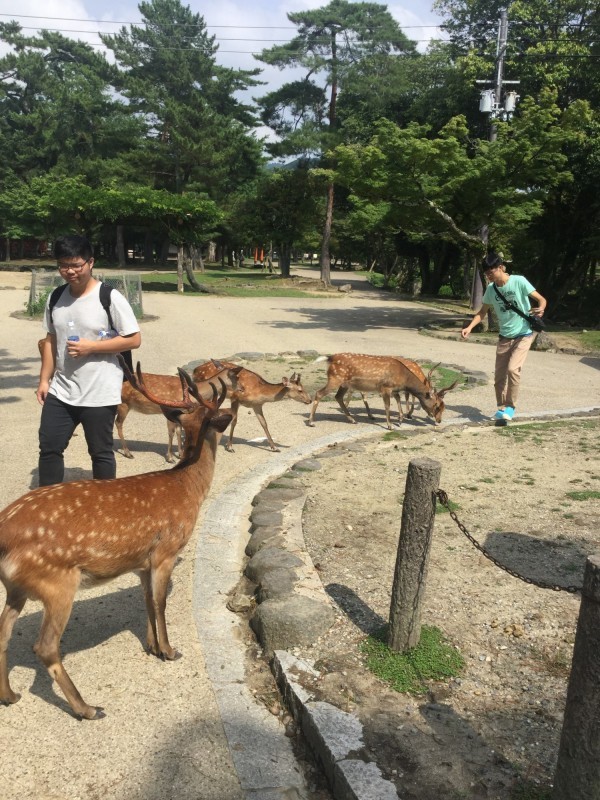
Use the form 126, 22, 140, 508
308, 353, 458, 429
0, 363, 232, 720
357, 357, 430, 423
192, 361, 311, 452
115, 362, 241, 462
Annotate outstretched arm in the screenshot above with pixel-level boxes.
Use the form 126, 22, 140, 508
461, 303, 491, 339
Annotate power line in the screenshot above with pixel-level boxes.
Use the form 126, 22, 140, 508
0, 12, 444, 29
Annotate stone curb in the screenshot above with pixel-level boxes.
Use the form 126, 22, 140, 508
194, 405, 600, 800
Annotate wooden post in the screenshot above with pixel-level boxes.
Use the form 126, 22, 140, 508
388, 457, 441, 652
553, 554, 600, 800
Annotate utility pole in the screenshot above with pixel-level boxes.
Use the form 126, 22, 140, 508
471, 8, 520, 310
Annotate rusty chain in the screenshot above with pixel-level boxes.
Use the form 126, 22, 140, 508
435, 489, 582, 595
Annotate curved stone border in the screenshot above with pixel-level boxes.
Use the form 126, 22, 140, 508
194, 425, 381, 799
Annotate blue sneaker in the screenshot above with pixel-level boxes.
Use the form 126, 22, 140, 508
502, 406, 515, 420
493, 409, 505, 420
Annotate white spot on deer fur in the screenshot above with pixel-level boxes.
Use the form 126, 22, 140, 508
1, 556, 17, 580
24, 529, 34, 539
37, 526, 46, 537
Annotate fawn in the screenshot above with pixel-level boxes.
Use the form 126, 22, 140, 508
0, 363, 232, 719
192, 361, 311, 452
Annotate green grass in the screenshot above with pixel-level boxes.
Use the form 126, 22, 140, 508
361, 624, 465, 694
565, 490, 600, 501
436, 498, 460, 513
139, 268, 332, 298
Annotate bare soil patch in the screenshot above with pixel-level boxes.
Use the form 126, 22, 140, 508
296, 416, 600, 799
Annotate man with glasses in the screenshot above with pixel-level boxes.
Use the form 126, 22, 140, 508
36, 235, 141, 485
461, 252, 546, 422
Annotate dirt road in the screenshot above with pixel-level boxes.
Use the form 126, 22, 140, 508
0, 269, 598, 799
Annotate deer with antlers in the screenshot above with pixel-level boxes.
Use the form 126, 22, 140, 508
115, 361, 241, 462
0, 363, 232, 720
192, 361, 311, 452
308, 353, 458, 430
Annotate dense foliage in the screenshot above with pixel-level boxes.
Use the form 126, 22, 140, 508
0, 0, 597, 317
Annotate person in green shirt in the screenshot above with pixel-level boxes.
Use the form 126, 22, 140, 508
461, 252, 547, 421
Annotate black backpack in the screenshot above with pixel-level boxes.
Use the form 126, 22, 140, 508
48, 282, 134, 374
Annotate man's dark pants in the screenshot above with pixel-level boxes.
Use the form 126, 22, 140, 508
38, 393, 117, 486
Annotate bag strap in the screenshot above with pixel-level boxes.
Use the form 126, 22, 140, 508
98, 282, 115, 331
492, 283, 533, 327
48, 284, 68, 322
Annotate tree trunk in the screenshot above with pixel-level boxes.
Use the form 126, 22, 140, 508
208, 241, 216, 263
5, 238, 10, 263
177, 245, 184, 293
116, 225, 126, 268
279, 243, 291, 278
320, 181, 334, 285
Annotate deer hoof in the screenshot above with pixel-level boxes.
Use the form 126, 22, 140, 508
122, 451, 134, 459
76, 705, 105, 721
225, 444, 234, 453
306, 421, 315, 427
160, 649, 182, 662
269, 446, 281, 452
0, 690, 21, 705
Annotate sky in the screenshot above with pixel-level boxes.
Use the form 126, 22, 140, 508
1, 0, 445, 140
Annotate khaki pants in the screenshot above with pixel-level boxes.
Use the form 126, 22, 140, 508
494, 335, 534, 408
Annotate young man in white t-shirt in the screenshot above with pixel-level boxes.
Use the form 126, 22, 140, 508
461, 252, 546, 422
36, 235, 142, 485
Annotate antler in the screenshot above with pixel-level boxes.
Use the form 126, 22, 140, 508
177, 368, 228, 411
426, 363, 441, 382
126, 360, 195, 409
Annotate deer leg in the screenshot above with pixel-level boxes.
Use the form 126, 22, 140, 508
139, 569, 159, 655
225, 399, 240, 452
381, 389, 393, 430
165, 420, 178, 463
392, 390, 404, 426
308, 381, 339, 426
335, 387, 356, 424
360, 393, 374, 419
149, 556, 179, 661
34, 574, 102, 720
0, 589, 27, 705
253, 405, 279, 451
404, 390, 415, 419
115, 403, 133, 459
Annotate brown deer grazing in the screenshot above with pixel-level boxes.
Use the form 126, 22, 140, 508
358, 357, 428, 423
308, 353, 458, 429
115, 362, 241, 462
192, 361, 311, 452
0, 363, 232, 720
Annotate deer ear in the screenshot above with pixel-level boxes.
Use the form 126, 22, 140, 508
212, 412, 233, 433
282, 377, 290, 386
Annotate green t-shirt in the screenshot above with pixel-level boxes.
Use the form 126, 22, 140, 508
483, 274, 536, 338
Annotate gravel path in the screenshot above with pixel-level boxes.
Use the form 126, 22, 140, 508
0, 269, 598, 799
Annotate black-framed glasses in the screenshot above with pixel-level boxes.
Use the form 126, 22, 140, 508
58, 258, 91, 273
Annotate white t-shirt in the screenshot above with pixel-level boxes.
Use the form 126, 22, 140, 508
44, 282, 140, 407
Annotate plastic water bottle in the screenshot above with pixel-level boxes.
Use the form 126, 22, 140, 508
66, 321, 80, 342
98, 329, 111, 341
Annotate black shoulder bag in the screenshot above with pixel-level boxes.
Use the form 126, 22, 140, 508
492, 284, 545, 333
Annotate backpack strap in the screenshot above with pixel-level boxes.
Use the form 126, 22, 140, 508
99, 282, 115, 331
48, 284, 68, 322
99, 282, 134, 375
